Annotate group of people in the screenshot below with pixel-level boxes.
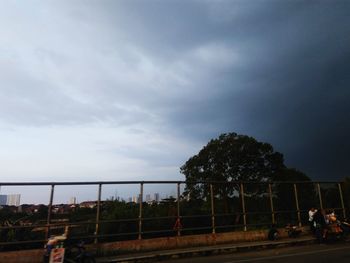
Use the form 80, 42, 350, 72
267, 208, 349, 243
308, 207, 350, 242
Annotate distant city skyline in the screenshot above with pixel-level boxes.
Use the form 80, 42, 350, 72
0, 181, 179, 205
0, 190, 172, 206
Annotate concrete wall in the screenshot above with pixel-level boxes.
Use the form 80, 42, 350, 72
0, 227, 308, 263
95, 229, 270, 256
0, 249, 43, 263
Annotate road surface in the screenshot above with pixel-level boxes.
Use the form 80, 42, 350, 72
158, 242, 350, 263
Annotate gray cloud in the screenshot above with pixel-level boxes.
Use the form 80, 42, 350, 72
0, 0, 349, 182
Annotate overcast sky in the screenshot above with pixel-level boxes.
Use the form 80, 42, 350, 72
1, 0, 350, 200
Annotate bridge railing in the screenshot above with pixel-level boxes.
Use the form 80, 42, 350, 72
0, 180, 347, 250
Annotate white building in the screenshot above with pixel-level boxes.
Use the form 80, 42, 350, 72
6, 194, 21, 206
69, 197, 77, 205
132, 195, 138, 203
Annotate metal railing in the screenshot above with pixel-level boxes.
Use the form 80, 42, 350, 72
0, 180, 348, 250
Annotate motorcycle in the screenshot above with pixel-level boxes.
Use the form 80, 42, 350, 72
43, 229, 95, 263
43, 233, 68, 263
340, 220, 350, 241
65, 240, 96, 263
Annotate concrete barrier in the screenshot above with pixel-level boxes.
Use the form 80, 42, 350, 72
0, 227, 309, 263
0, 249, 43, 263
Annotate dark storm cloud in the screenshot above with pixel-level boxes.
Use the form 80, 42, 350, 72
56, 0, 350, 180
150, 1, 350, 180
1, 0, 349, 182
232, 2, 350, 180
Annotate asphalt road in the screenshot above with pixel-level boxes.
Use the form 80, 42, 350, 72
158, 243, 350, 263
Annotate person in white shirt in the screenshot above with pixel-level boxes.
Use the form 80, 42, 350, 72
308, 207, 317, 233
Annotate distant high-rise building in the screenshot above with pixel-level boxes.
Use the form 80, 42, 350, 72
145, 194, 151, 202
154, 193, 160, 203
0, 195, 7, 206
132, 195, 138, 203
6, 194, 21, 206
69, 197, 77, 205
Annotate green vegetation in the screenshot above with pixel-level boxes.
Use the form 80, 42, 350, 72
1, 132, 347, 251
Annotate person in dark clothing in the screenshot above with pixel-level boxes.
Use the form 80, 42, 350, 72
268, 224, 279, 241
340, 218, 350, 240
313, 209, 328, 243
286, 224, 302, 238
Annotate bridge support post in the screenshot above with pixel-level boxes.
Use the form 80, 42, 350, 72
210, 184, 216, 234
268, 183, 275, 225
240, 183, 247, 231
294, 184, 302, 227
317, 183, 323, 210
177, 182, 181, 236
46, 184, 55, 240
94, 183, 102, 244
338, 183, 346, 219
138, 182, 143, 240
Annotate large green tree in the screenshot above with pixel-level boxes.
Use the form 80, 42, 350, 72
272, 168, 313, 212
180, 133, 307, 201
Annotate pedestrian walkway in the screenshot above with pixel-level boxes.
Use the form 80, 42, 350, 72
96, 236, 316, 263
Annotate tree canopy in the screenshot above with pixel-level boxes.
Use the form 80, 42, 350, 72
180, 132, 309, 199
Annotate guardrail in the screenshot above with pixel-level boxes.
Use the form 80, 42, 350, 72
0, 180, 347, 251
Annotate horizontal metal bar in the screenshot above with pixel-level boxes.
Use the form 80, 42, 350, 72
141, 229, 177, 235
240, 223, 266, 228
183, 181, 340, 184
0, 180, 341, 186
211, 213, 242, 217
179, 214, 212, 219
180, 226, 213, 232
215, 224, 240, 229
0, 221, 96, 230
83, 231, 139, 239
99, 218, 139, 223
0, 239, 46, 246
0, 181, 186, 186
142, 216, 177, 221
244, 211, 276, 215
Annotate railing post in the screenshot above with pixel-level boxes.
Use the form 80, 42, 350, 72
268, 183, 275, 225
338, 183, 346, 219
138, 182, 143, 240
210, 184, 216, 234
46, 184, 55, 240
240, 183, 247, 231
177, 182, 181, 236
94, 183, 102, 244
317, 183, 323, 210
293, 184, 302, 227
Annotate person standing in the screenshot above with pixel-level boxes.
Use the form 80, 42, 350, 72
308, 207, 317, 233
313, 209, 327, 243
268, 224, 279, 241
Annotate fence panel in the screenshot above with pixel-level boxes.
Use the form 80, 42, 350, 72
244, 183, 271, 229
319, 182, 343, 217
0, 180, 346, 251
